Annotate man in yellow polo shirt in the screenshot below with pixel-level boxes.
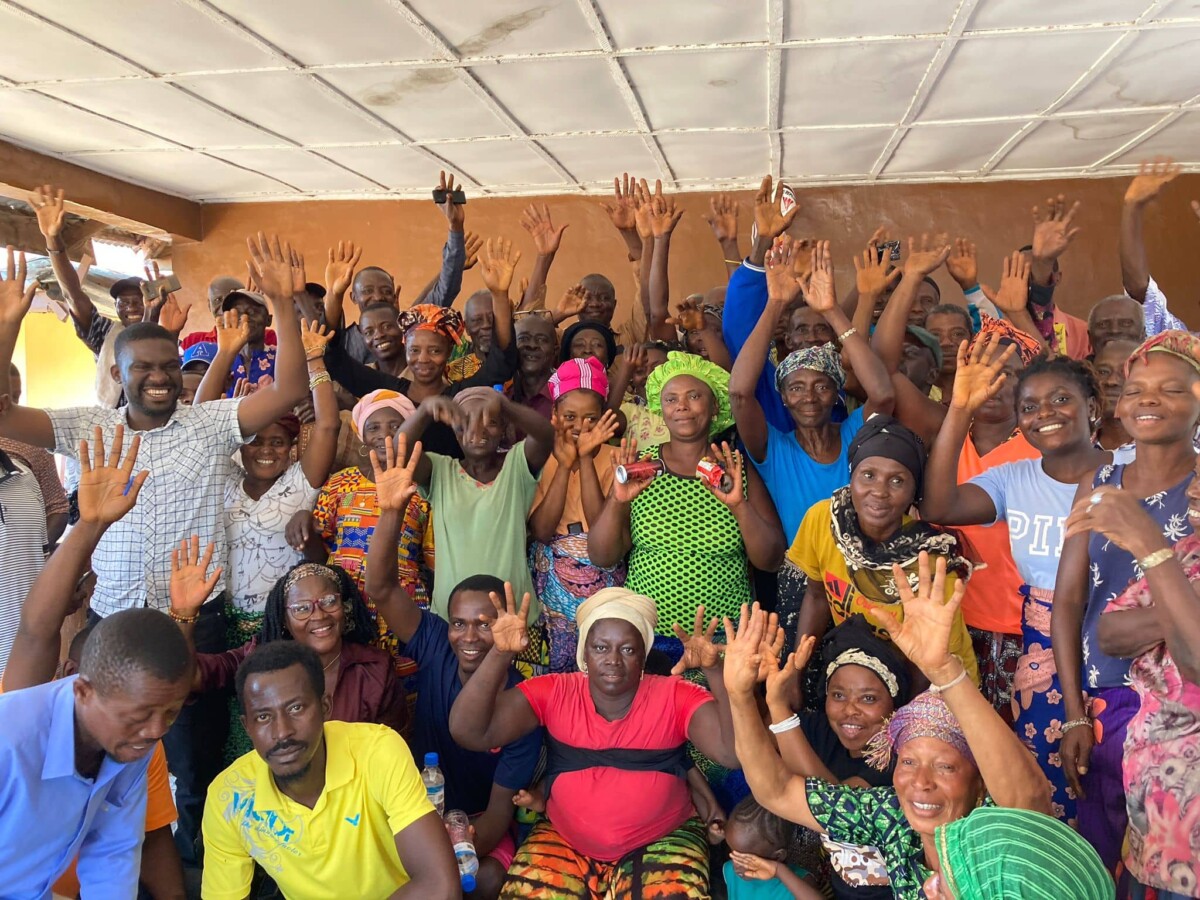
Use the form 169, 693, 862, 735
201, 642, 460, 899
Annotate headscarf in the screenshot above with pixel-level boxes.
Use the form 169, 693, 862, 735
865, 690, 975, 771
905, 325, 943, 370
1124, 329, 1200, 377
646, 350, 734, 435
283, 562, 341, 595
548, 357, 609, 401
406, 303, 470, 361
935, 808, 1115, 900
847, 414, 927, 496
575, 587, 657, 672
560, 320, 618, 366
351, 389, 416, 439
968, 313, 1042, 367
774, 342, 845, 392
820, 614, 911, 703
453, 386, 499, 410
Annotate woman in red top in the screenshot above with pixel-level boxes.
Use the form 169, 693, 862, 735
450, 585, 741, 899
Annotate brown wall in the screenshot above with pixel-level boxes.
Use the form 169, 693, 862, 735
171, 174, 1200, 332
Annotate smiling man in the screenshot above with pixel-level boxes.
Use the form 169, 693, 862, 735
202, 641, 460, 900
0, 608, 192, 898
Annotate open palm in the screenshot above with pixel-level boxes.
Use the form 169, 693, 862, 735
488, 583, 531, 653
77, 425, 148, 526
868, 552, 963, 679
370, 434, 421, 511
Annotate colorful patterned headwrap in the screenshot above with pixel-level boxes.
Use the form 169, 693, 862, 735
351, 389, 416, 438
405, 303, 470, 361
936, 808, 1115, 900
549, 356, 609, 401
647, 350, 734, 435
968, 314, 1042, 367
283, 562, 341, 595
1124, 329, 1200, 377
865, 690, 976, 771
774, 342, 845, 392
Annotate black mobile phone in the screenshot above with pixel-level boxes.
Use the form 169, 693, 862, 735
877, 240, 901, 262
432, 189, 467, 205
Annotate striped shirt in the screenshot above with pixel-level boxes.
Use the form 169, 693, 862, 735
0, 455, 47, 675
48, 400, 244, 617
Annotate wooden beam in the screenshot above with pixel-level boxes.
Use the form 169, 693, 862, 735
0, 140, 202, 241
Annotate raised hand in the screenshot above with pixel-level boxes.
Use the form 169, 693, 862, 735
462, 231, 484, 270
801, 240, 837, 314
611, 436, 652, 503
948, 333, 1017, 414
1031, 195, 1082, 262
158, 295, 191, 334
703, 193, 740, 244
215, 309, 251, 356
421, 394, 462, 431
755, 610, 785, 682
600, 173, 638, 232
903, 233, 952, 278
705, 441, 746, 509
721, 602, 767, 695
370, 433, 423, 512
867, 552, 964, 682
300, 318, 334, 360
632, 178, 654, 241
436, 171, 466, 231
667, 296, 707, 334
1125, 156, 1181, 207
289, 246, 307, 297
550, 412, 579, 470
0, 247, 38, 326
647, 181, 684, 237
247, 232, 294, 300
945, 238, 978, 291
765, 235, 806, 304
555, 284, 588, 322
764, 634, 815, 711
670, 605, 722, 675
576, 409, 620, 458
325, 240, 362, 297
487, 583, 531, 652
169, 535, 222, 617
980, 250, 1031, 315
520, 204, 568, 256
753, 175, 799, 243
77, 425, 148, 526
479, 237, 521, 295
31, 184, 66, 244
852, 244, 901, 299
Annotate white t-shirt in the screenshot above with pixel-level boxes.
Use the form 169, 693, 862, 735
225, 462, 319, 615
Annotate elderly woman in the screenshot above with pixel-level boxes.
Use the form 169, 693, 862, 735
588, 350, 785, 658
168, 551, 405, 763
448, 586, 739, 899
789, 414, 979, 685
925, 808, 1114, 899
726, 553, 1052, 900
1062, 452, 1200, 900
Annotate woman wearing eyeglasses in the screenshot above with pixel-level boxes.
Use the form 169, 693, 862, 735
167, 553, 406, 765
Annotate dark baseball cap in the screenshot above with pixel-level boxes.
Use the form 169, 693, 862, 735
109, 277, 144, 300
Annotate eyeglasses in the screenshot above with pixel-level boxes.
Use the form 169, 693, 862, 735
285, 594, 342, 620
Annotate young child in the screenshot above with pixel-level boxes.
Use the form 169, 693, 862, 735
528, 357, 622, 672
723, 797, 821, 900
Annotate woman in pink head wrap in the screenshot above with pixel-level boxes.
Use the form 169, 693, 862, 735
528, 358, 625, 672
293, 388, 433, 679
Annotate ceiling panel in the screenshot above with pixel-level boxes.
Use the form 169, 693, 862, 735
625, 50, 766, 130
1, 0, 1198, 202
207, 0, 434, 65
472, 59, 636, 134
920, 32, 1120, 121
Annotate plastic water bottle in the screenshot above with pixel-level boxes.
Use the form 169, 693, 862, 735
421, 753, 445, 817
444, 809, 479, 893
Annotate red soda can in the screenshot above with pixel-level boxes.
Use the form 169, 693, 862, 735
614, 459, 666, 484
696, 459, 734, 493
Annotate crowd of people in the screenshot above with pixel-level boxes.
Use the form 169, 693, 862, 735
0, 156, 1196, 900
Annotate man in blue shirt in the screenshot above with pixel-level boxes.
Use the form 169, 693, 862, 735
0, 607, 192, 898
366, 457, 541, 899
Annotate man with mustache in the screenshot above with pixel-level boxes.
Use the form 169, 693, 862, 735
201, 641, 459, 899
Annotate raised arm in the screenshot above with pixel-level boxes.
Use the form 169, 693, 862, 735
30, 185, 96, 328
195, 311, 249, 405
762, 636, 840, 783
1029, 194, 1081, 289
917, 337, 1015, 525
869, 235, 949, 374
600, 173, 645, 264
298, 320, 339, 489
421, 172, 468, 309
1121, 158, 1181, 302
980, 252, 1047, 348
478, 237, 520, 352
519, 204, 568, 312
873, 553, 1051, 814
711, 442, 785, 571
646, 180, 685, 343
670, 606, 741, 769
364, 435, 425, 644
703, 193, 742, 279
448, 586, 541, 750
4, 426, 147, 691
586, 437, 646, 568
0, 248, 54, 448
322, 240, 362, 329
397, 395, 459, 487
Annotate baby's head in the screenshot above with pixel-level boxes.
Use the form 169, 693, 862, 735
724, 796, 792, 870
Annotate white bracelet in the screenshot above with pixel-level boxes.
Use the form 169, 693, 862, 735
768, 714, 801, 735
928, 666, 969, 694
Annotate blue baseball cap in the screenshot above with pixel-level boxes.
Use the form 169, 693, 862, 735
181, 341, 218, 372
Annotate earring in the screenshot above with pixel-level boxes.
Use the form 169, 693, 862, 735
580, 662, 588, 673
357, 444, 370, 458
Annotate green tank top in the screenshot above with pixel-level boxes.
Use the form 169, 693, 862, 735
626, 445, 752, 634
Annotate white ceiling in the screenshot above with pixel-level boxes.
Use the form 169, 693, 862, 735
2, 0, 1200, 203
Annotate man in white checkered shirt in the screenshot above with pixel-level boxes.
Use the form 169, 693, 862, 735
0, 235, 309, 871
